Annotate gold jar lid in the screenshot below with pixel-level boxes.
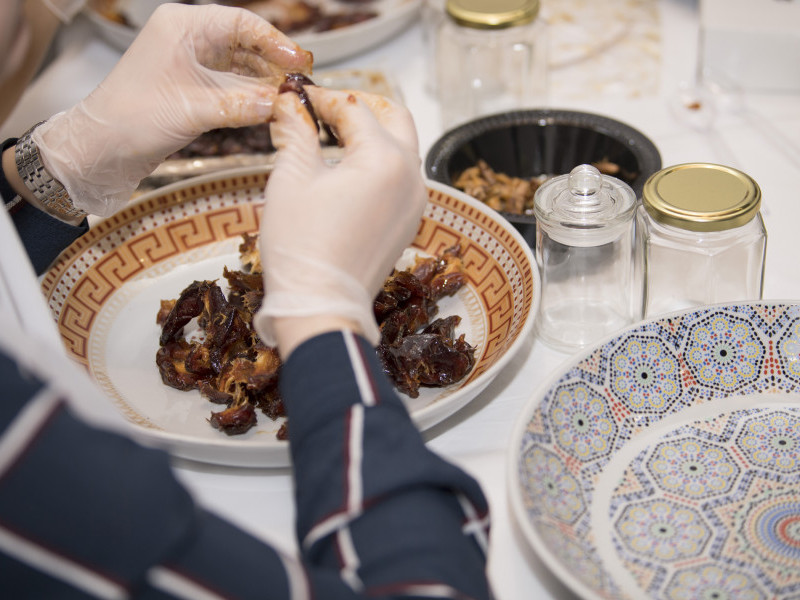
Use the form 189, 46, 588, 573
642, 163, 762, 232
445, 0, 540, 29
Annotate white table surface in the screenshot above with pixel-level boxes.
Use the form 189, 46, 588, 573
5, 1, 800, 598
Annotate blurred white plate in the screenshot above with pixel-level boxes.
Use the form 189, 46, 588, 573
86, 0, 421, 66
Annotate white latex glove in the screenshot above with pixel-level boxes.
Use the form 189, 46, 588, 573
33, 3, 312, 217
254, 87, 427, 350
42, 0, 85, 22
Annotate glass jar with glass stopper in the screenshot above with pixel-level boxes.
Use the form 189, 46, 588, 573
534, 164, 641, 352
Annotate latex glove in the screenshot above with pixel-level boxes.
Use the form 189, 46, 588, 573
42, 0, 85, 22
254, 87, 427, 351
33, 3, 312, 217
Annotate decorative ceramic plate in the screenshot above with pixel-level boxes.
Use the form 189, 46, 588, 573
42, 167, 538, 468
509, 302, 800, 600
85, 0, 421, 66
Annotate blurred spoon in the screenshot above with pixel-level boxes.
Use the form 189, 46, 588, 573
671, 71, 800, 172
668, 77, 741, 170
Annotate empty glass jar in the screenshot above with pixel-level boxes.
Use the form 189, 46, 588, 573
534, 165, 641, 352
433, 0, 548, 129
639, 163, 767, 317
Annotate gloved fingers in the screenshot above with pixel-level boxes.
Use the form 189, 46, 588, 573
188, 4, 312, 79
305, 87, 419, 155
180, 68, 280, 128
199, 45, 281, 80
129, 3, 313, 131
268, 91, 327, 176
228, 10, 313, 76
227, 48, 284, 80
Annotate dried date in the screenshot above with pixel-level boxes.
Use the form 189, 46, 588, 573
156, 238, 475, 437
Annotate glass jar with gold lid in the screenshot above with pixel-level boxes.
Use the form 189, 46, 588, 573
638, 162, 767, 317
433, 0, 548, 129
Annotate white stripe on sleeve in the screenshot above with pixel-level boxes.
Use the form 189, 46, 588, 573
0, 387, 61, 478
0, 527, 127, 600
343, 330, 377, 407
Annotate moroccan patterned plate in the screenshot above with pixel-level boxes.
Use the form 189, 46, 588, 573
42, 166, 538, 468
509, 302, 800, 600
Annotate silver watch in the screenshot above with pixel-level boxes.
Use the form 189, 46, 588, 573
14, 122, 86, 218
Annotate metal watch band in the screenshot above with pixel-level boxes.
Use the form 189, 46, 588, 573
14, 122, 86, 218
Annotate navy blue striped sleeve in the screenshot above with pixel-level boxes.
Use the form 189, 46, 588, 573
0, 330, 492, 599
282, 330, 492, 600
0, 348, 293, 599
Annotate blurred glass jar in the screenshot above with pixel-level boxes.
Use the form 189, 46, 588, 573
422, 0, 446, 94
639, 163, 767, 317
433, 0, 548, 130
534, 164, 641, 352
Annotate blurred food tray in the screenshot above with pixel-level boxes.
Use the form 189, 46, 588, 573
137, 68, 401, 193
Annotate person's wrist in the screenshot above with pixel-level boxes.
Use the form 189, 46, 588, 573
11, 123, 86, 224
272, 315, 364, 359
3, 144, 85, 225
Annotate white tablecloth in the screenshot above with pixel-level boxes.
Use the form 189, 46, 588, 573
5, 1, 800, 597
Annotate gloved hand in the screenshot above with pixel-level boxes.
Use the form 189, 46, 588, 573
42, 0, 85, 22
254, 86, 427, 352
33, 3, 312, 217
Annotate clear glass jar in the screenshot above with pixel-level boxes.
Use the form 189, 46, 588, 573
639, 163, 767, 317
434, 0, 548, 130
534, 165, 641, 352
